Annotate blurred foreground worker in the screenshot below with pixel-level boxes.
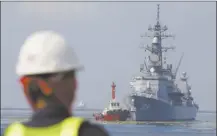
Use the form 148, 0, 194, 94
4, 30, 109, 136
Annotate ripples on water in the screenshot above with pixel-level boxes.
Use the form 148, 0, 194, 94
1, 110, 216, 136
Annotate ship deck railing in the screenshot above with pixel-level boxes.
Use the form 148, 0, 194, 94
130, 91, 157, 98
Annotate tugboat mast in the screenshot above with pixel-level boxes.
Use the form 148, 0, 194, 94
111, 82, 116, 100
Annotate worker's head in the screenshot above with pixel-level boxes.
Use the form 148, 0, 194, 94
16, 30, 83, 112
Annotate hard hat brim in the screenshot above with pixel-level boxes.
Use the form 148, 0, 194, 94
16, 64, 84, 77
74, 65, 84, 71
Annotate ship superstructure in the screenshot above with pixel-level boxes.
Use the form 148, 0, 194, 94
129, 4, 199, 121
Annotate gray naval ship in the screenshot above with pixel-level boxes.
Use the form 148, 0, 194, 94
128, 4, 199, 121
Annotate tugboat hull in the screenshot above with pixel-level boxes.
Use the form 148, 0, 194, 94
94, 110, 130, 121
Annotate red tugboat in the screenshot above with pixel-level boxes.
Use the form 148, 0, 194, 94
93, 82, 130, 121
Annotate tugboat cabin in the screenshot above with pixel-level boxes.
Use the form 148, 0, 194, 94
108, 100, 121, 110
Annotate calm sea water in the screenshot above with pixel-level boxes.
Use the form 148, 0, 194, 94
1, 110, 216, 136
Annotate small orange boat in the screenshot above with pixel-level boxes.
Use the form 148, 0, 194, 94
93, 82, 130, 121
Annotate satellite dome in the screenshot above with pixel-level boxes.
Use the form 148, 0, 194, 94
152, 37, 159, 44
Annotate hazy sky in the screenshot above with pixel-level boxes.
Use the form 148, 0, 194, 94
1, 2, 216, 111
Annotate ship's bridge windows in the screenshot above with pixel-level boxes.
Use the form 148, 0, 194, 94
111, 103, 117, 106
111, 102, 120, 107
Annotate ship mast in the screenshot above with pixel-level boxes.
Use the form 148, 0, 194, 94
111, 82, 116, 100
140, 4, 175, 74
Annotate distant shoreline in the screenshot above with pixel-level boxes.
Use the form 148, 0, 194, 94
0, 108, 216, 113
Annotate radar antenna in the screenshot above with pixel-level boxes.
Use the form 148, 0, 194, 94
139, 4, 176, 72
156, 4, 160, 25
173, 53, 184, 79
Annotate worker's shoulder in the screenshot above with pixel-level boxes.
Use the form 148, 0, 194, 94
79, 121, 109, 136
3, 122, 24, 136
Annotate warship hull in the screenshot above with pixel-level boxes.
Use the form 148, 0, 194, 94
131, 96, 198, 121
